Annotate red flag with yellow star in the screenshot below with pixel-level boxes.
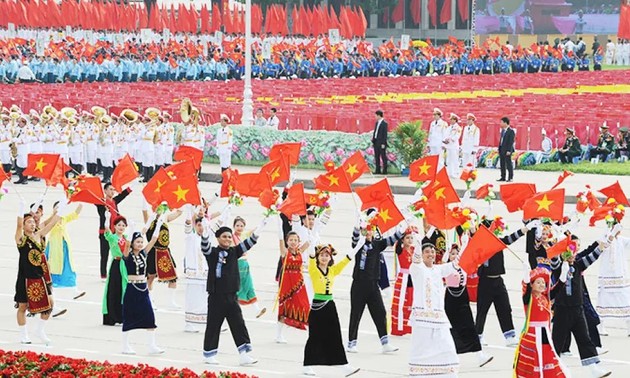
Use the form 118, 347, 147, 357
69, 176, 106, 205
173, 146, 203, 170
340, 151, 370, 183
269, 142, 301, 166
260, 158, 290, 186
423, 168, 459, 204
165, 159, 197, 180
500, 183, 537, 212
45, 157, 72, 189
424, 198, 466, 230
236, 173, 272, 197
598, 181, 629, 206
143, 168, 173, 209
356, 179, 393, 210
371, 196, 404, 233
161, 176, 201, 209
111, 154, 139, 192
522, 189, 565, 221
314, 166, 352, 193
23, 154, 60, 179
279, 183, 307, 218
409, 155, 439, 182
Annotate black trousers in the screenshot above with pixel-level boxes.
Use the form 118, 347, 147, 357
203, 292, 251, 355
475, 276, 514, 336
499, 152, 513, 180
588, 148, 610, 162
348, 279, 388, 343
373, 144, 387, 174
552, 306, 598, 363
559, 151, 579, 164
99, 233, 109, 278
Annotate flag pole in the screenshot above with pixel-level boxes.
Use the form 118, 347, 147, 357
504, 245, 524, 264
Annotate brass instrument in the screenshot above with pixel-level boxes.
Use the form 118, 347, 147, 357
121, 109, 138, 123
180, 98, 195, 124
60, 107, 77, 119
145, 107, 161, 121
43, 105, 58, 118
91, 106, 107, 120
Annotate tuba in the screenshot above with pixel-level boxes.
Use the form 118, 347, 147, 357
180, 98, 193, 124
121, 109, 138, 123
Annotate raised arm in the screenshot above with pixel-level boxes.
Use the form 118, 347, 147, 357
114, 187, 132, 204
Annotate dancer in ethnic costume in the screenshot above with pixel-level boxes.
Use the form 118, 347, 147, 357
121, 227, 164, 355
184, 207, 209, 333
391, 227, 415, 336
302, 243, 361, 377
14, 201, 60, 344
276, 219, 311, 343
234, 216, 266, 318
102, 215, 129, 326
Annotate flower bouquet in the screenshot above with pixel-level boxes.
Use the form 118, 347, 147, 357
259, 188, 281, 217
459, 164, 478, 190
560, 237, 579, 261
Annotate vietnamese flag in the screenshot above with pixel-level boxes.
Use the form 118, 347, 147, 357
500, 183, 537, 212
409, 155, 439, 182
45, 158, 72, 189
269, 142, 301, 166
259, 188, 280, 209
356, 179, 393, 211
165, 159, 197, 180
221, 168, 239, 197
279, 183, 307, 218
260, 158, 290, 186
546, 237, 571, 259
143, 167, 172, 209
598, 181, 629, 206
550, 170, 574, 190
523, 189, 565, 221
111, 154, 139, 192
424, 198, 465, 230
69, 176, 105, 205
23, 154, 60, 179
173, 145, 203, 170
236, 173, 272, 198
314, 166, 352, 193
341, 151, 370, 183
423, 168, 459, 204
371, 196, 405, 233
0, 164, 11, 187
458, 225, 507, 275
161, 177, 201, 209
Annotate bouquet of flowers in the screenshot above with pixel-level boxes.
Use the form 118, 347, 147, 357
460, 164, 478, 190
258, 188, 280, 217
560, 237, 579, 261
458, 207, 477, 231
576, 191, 589, 214
482, 215, 507, 236
605, 198, 625, 227
312, 191, 332, 216
227, 188, 244, 207
408, 194, 428, 219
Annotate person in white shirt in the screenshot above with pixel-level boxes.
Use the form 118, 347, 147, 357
16, 64, 36, 83
537, 128, 553, 164
254, 108, 267, 127
216, 114, 233, 173
443, 113, 462, 178
461, 113, 480, 168
267, 107, 279, 129
428, 108, 448, 169
605, 39, 616, 65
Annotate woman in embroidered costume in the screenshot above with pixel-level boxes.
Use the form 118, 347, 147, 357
302, 243, 361, 377
14, 201, 60, 344
409, 242, 459, 377
233, 216, 266, 318
143, 202, 182, 308
444, 244, 493, 367
391, 227, 415, 336
513, 265, 569, 378
275, 216, 311, 343
102, 215, 129, 326
44, 201, 85, 299
120, 224, 164, 355
183, 204, 211, 333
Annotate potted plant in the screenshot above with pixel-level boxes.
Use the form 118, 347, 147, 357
390, 120, 427, 176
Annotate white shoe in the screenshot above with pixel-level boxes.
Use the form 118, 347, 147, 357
478, 334, 488, 346
505, 336, 518, 347
477, 352, 494, 367
346, 345, 358, 353
302, 366, 317, 376
275, 336, 287, 344
239, 352, 258, 366
382, 343, 399, 354
341, 365, 360, 377
20, 336, 32, 344
122, 346, 136, 355
596, 347, 609, 355
184, 324, 199, 333
561, 351, 573, 357
148, 345, 165, 355
589, 363, 612, 378
204, 355, 219, 365
35, 329, 51, 345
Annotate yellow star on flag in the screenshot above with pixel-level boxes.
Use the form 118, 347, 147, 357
434, 187, 446, 200
345, 164, 359, 178
327, 174, 339, 186
378, 208, 393, 223
34, 158, 48, 173
173, 185, 190, 202
270, 168, 281, 182
535, 194, 554, 212
154, 180, 166, 193
418, 162, 431, 176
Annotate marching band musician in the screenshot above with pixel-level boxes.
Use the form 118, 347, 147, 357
443, 113, 462, 178
0, 114, 12, 174
461, 113, 481, 168
12, 113, 30, 184
98, 115, 115, 183
85, 109, 101, 175
428, 108, 448, 169
162, 112, 175, 167
140, 112, 156, 182
216, 114, 233, 174
69, 113, 87, 175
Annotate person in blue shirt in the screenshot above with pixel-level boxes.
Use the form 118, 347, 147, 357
298, 58, 312, 79
156, 57, 168, 81
578, 54, 590, 71
251, 57, 262, 78
482, 57, 493, 74
527, 55, 541, 73
186, 59, 198, 81
67, 58, 81, 82
593, 53, 602, 71
216, 58, 228, 81
110, 58, 124, 82
332, 58, 344, 77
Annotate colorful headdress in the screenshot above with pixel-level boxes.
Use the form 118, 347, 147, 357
529, 267, 551, 286
315, 244, 337, 257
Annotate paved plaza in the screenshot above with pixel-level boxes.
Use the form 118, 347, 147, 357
0, 165, 628, 377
